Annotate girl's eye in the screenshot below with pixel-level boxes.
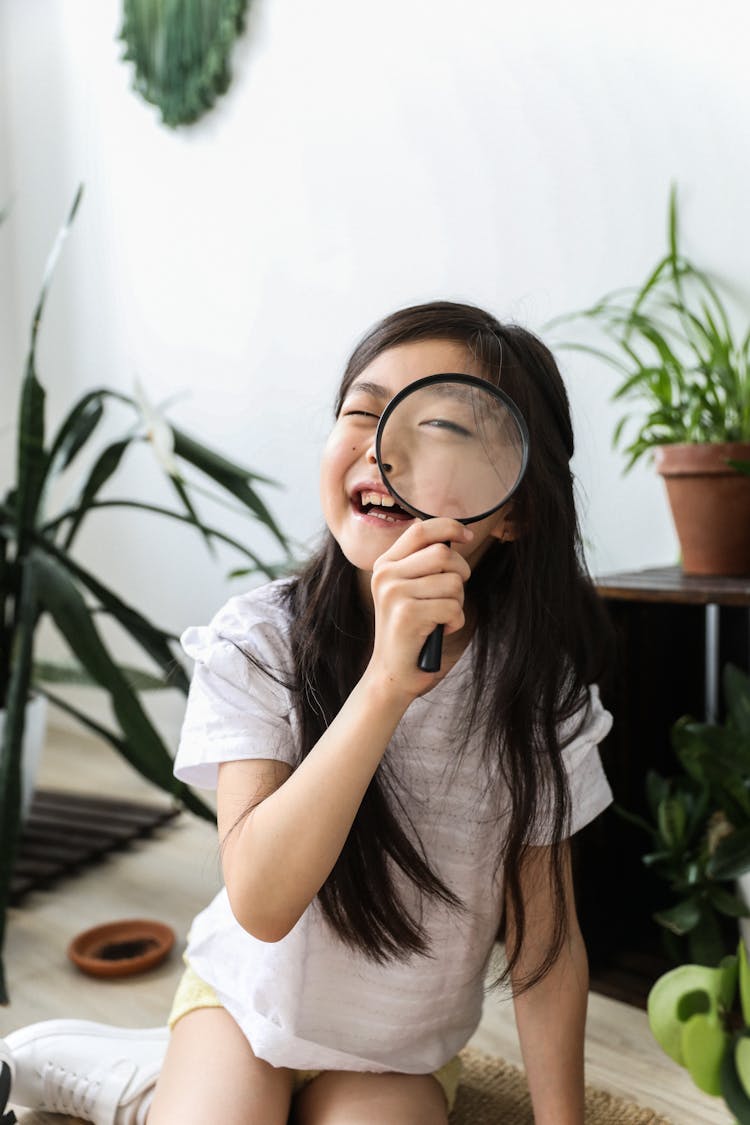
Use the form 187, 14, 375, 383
420, 418, 472, 437
343, 409, 378, 419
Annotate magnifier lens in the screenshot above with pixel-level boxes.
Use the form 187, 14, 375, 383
375, 374, 529, 671
376, 377, 528, 522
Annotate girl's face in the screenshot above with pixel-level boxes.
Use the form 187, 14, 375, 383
320, 339, 519, 599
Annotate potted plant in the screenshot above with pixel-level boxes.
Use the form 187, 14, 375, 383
547, 185, 750, 575
619, 664, 750, 967
648, 940, 750, 1118
0, 188, 293, 1002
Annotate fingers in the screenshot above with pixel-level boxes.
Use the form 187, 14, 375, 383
374, 541, 471, 584
381, 517, 473, 563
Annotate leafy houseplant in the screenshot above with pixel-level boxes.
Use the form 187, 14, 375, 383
619, 664, 750, 967
648, 940, 750, 1118
548, 185, 750, 575
0, 189, 293, 1002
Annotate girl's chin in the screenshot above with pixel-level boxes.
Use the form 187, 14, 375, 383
334, 527, 412, 572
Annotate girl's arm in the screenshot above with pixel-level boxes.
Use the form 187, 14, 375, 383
505, 841, 588, 1125
218, 517, 473, 942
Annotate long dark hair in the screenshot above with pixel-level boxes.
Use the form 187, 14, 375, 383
245, 301, 612, 990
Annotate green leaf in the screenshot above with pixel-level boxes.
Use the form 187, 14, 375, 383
654, 898, 702, 935
657, 795, 687, 849
61, 439, 131, 550
688, 908, 730, 967
645, 770, 671, 820
708, 885, 750, 918
708, 827, 750, 880
722, 1030, 750, 1124
32, 659, 173, 692
34, 687, 213, 822
27, 529, 190, 693
29, 550, 193, 800
0, 556, 39, 1003
15, 367, 48, 551
724, 664, 750, 737
682, 1012, 729, 1095
612, 802, 659, 842
739, 939, 750, 1026
27, 186, 84, 374
648, 958, 737, 1066
171, 427, 289, 551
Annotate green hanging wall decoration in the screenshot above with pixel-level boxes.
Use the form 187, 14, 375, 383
120, 0, 251, 127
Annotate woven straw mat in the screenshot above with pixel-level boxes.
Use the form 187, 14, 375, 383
451, 1048, 671, 1124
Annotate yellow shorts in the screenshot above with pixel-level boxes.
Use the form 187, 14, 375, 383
168, 962, 461, 1110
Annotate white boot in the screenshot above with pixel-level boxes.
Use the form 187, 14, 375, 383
5, 1020, 168, 1125
0, 1039, 17, 1124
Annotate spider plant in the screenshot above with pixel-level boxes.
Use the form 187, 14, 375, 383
547, 185, 750, 470
0, 187, 293, 1002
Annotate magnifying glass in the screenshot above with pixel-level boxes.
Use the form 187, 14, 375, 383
375, 373, 529, 673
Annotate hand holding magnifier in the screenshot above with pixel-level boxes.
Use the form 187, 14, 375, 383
375, 373, 529, 673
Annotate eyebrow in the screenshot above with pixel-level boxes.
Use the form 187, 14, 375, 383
345, 380, 391, 400
420, 383, 478, 406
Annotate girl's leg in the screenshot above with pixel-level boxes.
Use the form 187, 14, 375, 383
147, 1008, 293, 1125
291, 1070, 450, 1125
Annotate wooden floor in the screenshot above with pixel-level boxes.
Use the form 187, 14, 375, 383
0, 729, 732, 1124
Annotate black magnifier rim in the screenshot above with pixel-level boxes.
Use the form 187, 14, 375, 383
374, 372, 530, 525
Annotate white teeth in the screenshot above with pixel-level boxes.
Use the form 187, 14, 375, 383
359, 490, 395, 507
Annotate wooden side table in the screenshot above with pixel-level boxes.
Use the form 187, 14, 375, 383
574, 566, 750, 1007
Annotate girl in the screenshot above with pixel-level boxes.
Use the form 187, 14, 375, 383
4, 301, 613, 1125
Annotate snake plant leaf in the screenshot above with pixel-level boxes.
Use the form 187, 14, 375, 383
0, 557, 39, 1003
28, 187, 83, 353
49, 498, 282, 582
15, 367, 47, 547
171, 427, 289, 551
29, 549, 188, 794
34, 687, 213, 822
722, 1030, 750, 1124
164, 472, 215, 558
28, 531, 190, 693
46, 394, 105, 474
681, 1012, 729, 1096
61, 439, 131, 551
32, 659, 173, 692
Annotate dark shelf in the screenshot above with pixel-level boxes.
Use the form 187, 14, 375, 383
574, 565, 750, 1007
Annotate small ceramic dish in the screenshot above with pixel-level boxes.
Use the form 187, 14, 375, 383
68, 919, 175, 978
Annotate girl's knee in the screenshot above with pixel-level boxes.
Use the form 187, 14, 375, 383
291, 1070, 450, 1125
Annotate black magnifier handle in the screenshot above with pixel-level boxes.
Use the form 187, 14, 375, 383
418, 539, 450, 672
418, 625, 444, 673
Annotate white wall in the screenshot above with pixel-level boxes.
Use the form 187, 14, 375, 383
3, 0, 749, 740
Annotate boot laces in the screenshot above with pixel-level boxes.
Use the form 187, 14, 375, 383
42, 1061, 100, 1117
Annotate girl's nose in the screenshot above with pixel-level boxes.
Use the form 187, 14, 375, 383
366, 444, 391, 473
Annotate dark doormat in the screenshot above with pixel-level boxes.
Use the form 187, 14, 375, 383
11, 789, 180, 905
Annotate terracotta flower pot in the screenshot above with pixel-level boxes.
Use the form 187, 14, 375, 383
68, 919, 175, 978
654, 442, 750, 576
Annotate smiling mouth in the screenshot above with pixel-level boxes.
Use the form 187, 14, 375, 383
353, 490, 414, 523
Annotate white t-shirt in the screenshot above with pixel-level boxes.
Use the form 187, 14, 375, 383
173, 580, 613, 1073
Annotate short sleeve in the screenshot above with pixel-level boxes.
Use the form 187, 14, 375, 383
529, 684, 613, 845
173, 584, 298, 790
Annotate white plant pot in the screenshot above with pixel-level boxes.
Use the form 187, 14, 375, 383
738, 871, 750, 955
0, 694, 48, 821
